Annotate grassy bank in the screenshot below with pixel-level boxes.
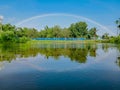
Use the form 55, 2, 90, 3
27, 40, 98, 45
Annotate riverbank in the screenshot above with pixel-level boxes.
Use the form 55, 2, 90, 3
27, 40, 98, 44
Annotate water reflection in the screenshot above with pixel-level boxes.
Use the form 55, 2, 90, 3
0, 43, 119, 67
116, 46, 120, 67
0, 62, 4, 70
0, 43, 120, 90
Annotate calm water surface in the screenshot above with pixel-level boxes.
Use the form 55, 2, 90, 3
0, 43, 120, 90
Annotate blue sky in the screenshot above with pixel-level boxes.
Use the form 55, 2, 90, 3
0, 0, 120, 34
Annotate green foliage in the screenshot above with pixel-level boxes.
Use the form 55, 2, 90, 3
18, 36, 30, 43
0, 43, 98, 63
102, 33, 109, 39
0, 24, 34, 43
39, 21, 94, 38
52, 25, 61, 38
69, 22, 88, 37
112, 36, 120, 43
2, 24, 16, 32
89, 27, 97, 39
16, 27, 39, 38
116, 18, 120, 29
60, 28, 71, 38
102, 36, 120, 44
0, 31, 16, 42
0, 21, 99, 43
115, 18, 120, 35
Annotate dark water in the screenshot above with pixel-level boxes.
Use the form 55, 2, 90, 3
0, 43, 120, 90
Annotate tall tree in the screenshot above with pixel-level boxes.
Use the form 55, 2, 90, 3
52, 25, 61, 38
60, 28, 71, 38
116, 18, 120, 35
69, 22, 88, 38
102, 33, 109, 39
89, 27, 98, 40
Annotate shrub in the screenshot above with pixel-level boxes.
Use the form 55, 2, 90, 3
109, 36, 120, 44
18, 36, 30, 43
0, 31, 16, 42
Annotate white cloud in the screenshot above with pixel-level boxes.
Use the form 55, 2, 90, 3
0, 15, 4, 23
0, 15, 4, 20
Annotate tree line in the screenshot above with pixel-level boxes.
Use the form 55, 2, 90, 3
101, 18, 120, 44
0, 19, 120, 43
39, 22, 97, 39
0, 21, 98, 43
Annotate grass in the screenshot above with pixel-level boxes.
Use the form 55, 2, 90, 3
27, 40, 98, 45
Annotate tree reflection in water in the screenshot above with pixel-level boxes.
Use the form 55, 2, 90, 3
116, 45, 120, 67
0, 43, 119, 67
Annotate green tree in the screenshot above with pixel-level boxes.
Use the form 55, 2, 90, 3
102, 33, 109, 39
2, 24, 16, 32
116, 18, 120, 35
0, 31, 16, 42
52, 25, 61, 38
59, 28, 70, 38
69, 22, 88, 38
89, 27, 98, 40
16, 27, 26, 37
